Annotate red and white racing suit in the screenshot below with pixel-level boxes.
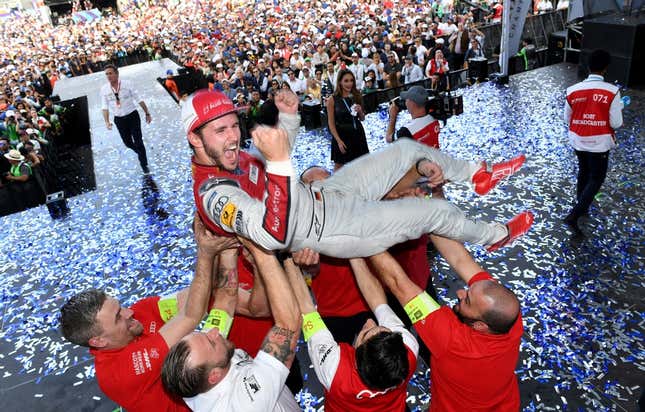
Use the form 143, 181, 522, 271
193, 118, 508, 257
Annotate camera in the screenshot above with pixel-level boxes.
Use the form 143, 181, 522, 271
389, 89, 463, 123
392, 96, 407, 111
428, 90, 464, 123
234, 93, 248, 105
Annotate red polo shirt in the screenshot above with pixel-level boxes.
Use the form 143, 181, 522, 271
90, 297, 189, 412
414, 272, 522, 411
311, 256, 370, 318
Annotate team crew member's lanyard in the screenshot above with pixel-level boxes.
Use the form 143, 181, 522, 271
342, 97, 357, 129
111, 81, 121, 108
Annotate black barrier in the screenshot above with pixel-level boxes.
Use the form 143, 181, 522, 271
361, 62, 496, 115
52, 96, 96, 198
475, 9, 567, 58
0, 96, 94, 217
157, 71, 209, 104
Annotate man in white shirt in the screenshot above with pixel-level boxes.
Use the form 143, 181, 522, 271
285, 70, 306, 95
162, 240, 301, 412
414, 38, 428, 67
323, 61, 338, 93
348, 53, 366, 91
401, 55, 424, 84
100, 64, 152, 173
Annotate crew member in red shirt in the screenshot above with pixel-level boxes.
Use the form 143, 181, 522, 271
59, 216, 238, 412
285, 256, 418, 412
385, 85, 441, 148
369, 236, 523, 411
563, 49, 623, 234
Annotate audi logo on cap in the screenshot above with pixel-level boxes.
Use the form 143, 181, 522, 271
201, 99, 227, 115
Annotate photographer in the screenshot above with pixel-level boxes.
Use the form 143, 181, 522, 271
385, 86, 441, 149
4, 112, 20, 147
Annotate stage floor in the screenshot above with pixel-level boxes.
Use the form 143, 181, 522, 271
0, 60, 642, 411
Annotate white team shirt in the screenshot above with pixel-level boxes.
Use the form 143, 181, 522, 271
307, 304, 419, 390
348, 63, 366, 90
184, 349, 300, 412
100, 79, 141, 117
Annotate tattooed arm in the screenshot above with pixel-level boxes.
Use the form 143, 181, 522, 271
159, 215, 236, 346
242, 238, 301, 368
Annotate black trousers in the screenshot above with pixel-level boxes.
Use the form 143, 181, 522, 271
570, 150, 609, 219
114, 110, 148, 168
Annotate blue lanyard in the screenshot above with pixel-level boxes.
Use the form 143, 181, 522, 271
342, 97, 357, 129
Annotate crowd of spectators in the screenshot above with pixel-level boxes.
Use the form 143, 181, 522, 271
0, 0, 567, 211
0, 92, 66, 204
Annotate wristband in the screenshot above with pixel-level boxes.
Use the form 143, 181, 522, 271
157, 297, 179, 322
404, 292, 440, 323
301, 311, 326, 341
202, 309, 233, 337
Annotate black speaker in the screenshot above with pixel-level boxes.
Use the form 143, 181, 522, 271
468, 58, 488, 82
301, 102, 322, 131
46, 191, 70, 219
547, 30, 566, 65
581, 14, 645, 86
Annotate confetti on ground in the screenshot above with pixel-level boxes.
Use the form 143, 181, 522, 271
0, 61, 642, 411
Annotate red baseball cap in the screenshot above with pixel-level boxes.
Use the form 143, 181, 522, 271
181, 89, 244, 134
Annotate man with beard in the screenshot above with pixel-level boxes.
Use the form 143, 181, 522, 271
161, 239, 301, 412
59, 216, 239, 412
184, 89, 532, 266
101, 64, 152, 173
367, 236, 523, 411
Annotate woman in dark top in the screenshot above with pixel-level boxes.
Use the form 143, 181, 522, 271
338, 42, 354, 66
325, 69, 369, 170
